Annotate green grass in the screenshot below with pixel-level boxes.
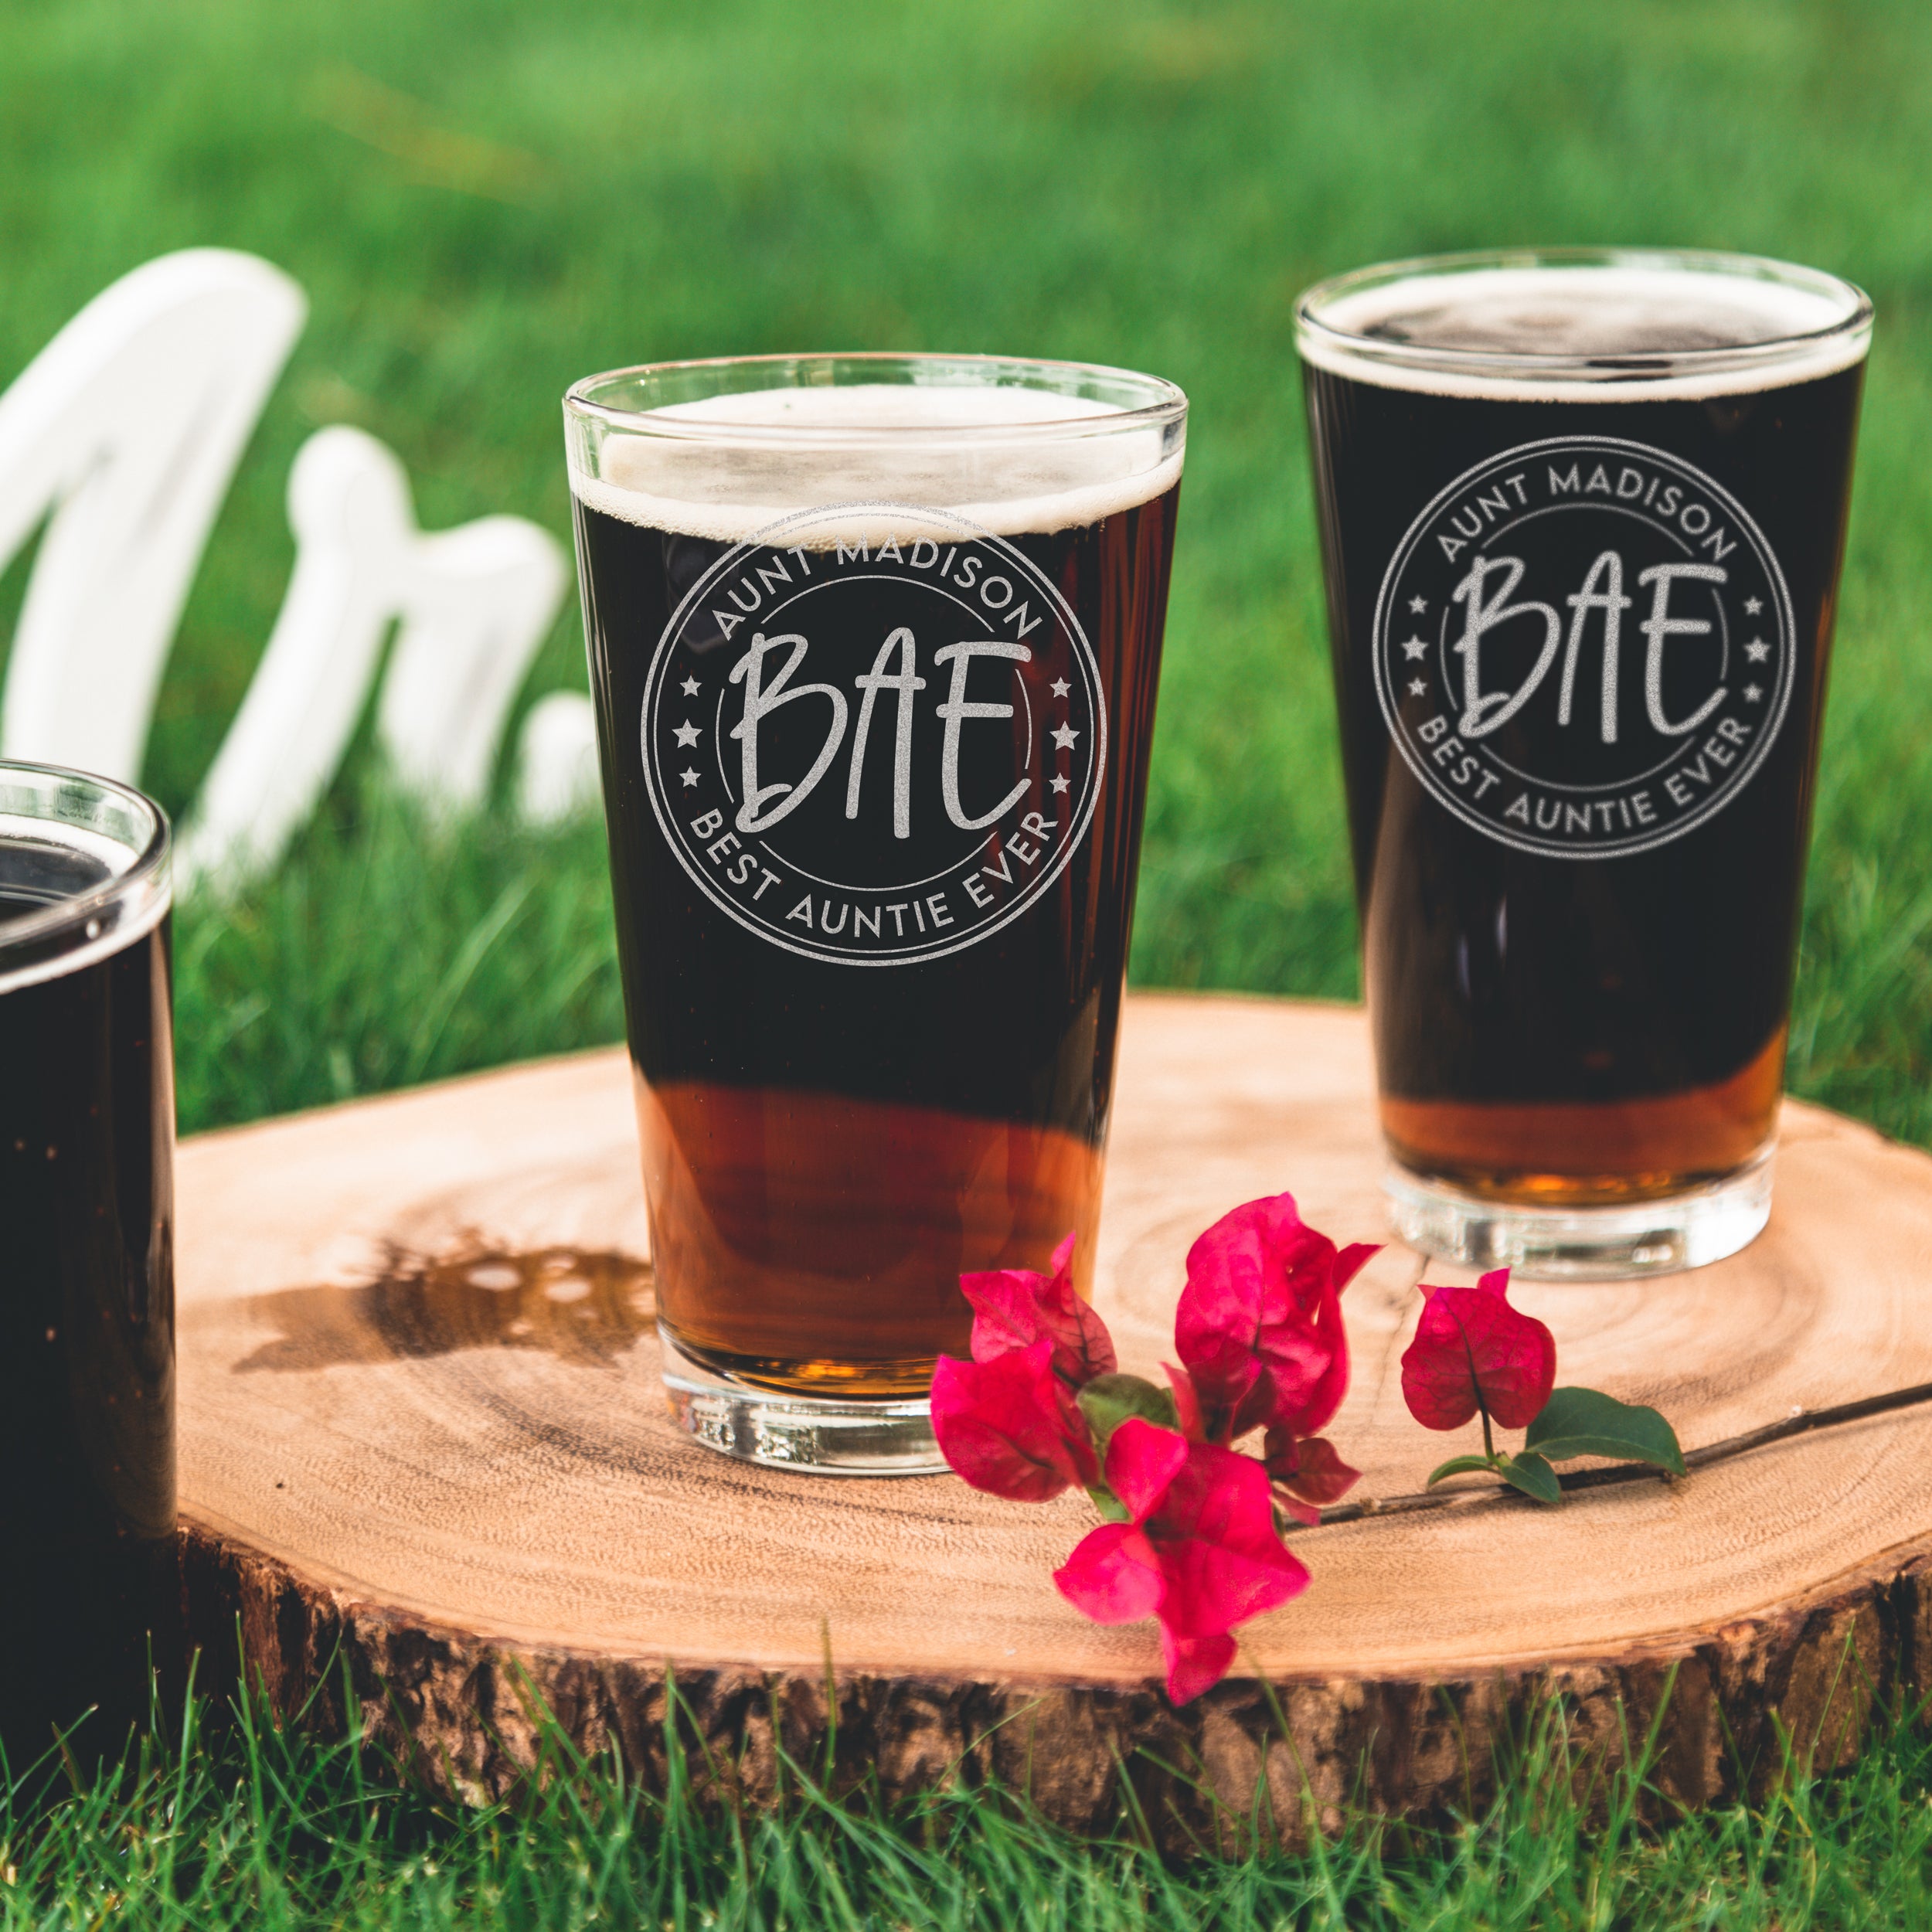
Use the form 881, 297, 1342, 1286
173, 776, 623, 1127
9, 0, 1932, 1913
9, 1675, 1932, 1929
5, 0, 1930, 1135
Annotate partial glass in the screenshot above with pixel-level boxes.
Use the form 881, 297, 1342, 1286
564, 353, 1185, 1468
1, 761, 175, 1757
1296, 249, 1870, 1278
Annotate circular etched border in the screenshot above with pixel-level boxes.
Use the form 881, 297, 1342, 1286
638, 501, 1108, 967
1370, 434, 1797, 861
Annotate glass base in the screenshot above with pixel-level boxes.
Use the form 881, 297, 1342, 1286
1384, 1145, 1774, 1280
659, 1332, 947, 1475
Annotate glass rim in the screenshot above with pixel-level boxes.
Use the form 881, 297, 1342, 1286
0, 760, 172, 995
562, 351, 1189, 445
1294, 246, 1872, 386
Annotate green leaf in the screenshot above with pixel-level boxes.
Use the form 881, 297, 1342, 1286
1525, 1386, 1686, 1475
1085, 1482, 1131, 1523
1498, 1451, 1562, 1505
1076, 1372, 1179, 1458
1426, 1454, 1500, 1488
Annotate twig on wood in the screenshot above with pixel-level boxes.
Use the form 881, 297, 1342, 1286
1290, 1379, 1932, 1531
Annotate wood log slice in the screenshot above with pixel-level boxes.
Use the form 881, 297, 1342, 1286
175, 993, 1932, 1849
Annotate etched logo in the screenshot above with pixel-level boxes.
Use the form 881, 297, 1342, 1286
641, 503, 1104, 965
1373, 435, 1795, 859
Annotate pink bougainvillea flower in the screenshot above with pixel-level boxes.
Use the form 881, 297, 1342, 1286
1100, 1411, 1190, 1520
1172, 1193, 1378, 1444
1147, 1437, 1311, 1640
1047, 1521, 1164, 1622
1054, 1418, 1310, 1702
931, 1338, 1094, 1500
1400, 1268, 1557, 1432
952, 1231, 1114, 1479
1053, 1422, 1185, 1627
1161, 1362, 1206, 1443
1050, 1419, 1185, 1622
960, 1231, 1116, 1386
1262, 1427, 1361, 1527
1160, 1629, 1237, 1706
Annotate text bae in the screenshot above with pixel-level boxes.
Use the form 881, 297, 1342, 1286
1373, 435, 1795, 859
641, 504, 1105, 965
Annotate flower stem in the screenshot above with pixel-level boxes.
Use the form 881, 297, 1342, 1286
1285, 1377, 1932, 1532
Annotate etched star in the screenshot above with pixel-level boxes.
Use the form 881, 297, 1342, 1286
1408, 595, 1427, 614
679, 767, 700, 787
1743, 684, 1764, 703
673, 720, 702, 747
1407, 678, 1427, 697
1049, 774, 1071, 794
1050, 678, 1071, 698
1401, 635, 1428, 660
680, 675, 701, 697
1744, 638, 1770, 662
1743, 597, 1763, 616
1051, 723, 1079, 750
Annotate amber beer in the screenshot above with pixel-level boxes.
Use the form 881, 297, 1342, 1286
1, 766, 175, 1761
1298, 250, 1870, 1276
565, 356, 1185, 1468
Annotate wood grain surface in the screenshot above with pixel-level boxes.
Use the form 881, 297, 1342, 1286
175, 993, 1932, 1847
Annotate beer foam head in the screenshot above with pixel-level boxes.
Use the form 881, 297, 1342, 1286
567, 379, 1185, 543
1297, 254, 1870, 401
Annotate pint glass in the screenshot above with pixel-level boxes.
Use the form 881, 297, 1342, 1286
1297, 250, 1869, 1277
564, 355, 1185, 1468
2, 764, 175, 1761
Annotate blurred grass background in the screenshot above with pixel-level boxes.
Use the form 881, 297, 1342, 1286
6, 0, 1930, 1141
8, 2, 1932, 1916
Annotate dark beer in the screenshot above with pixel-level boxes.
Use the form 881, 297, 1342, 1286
568, 362, 1182, 1427
0, 774, 175, 1762
1298, 253, 1868, 1269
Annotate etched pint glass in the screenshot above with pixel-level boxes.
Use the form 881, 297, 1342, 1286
1297, 249, 1869, 1277
564, 355, 1185, 1468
